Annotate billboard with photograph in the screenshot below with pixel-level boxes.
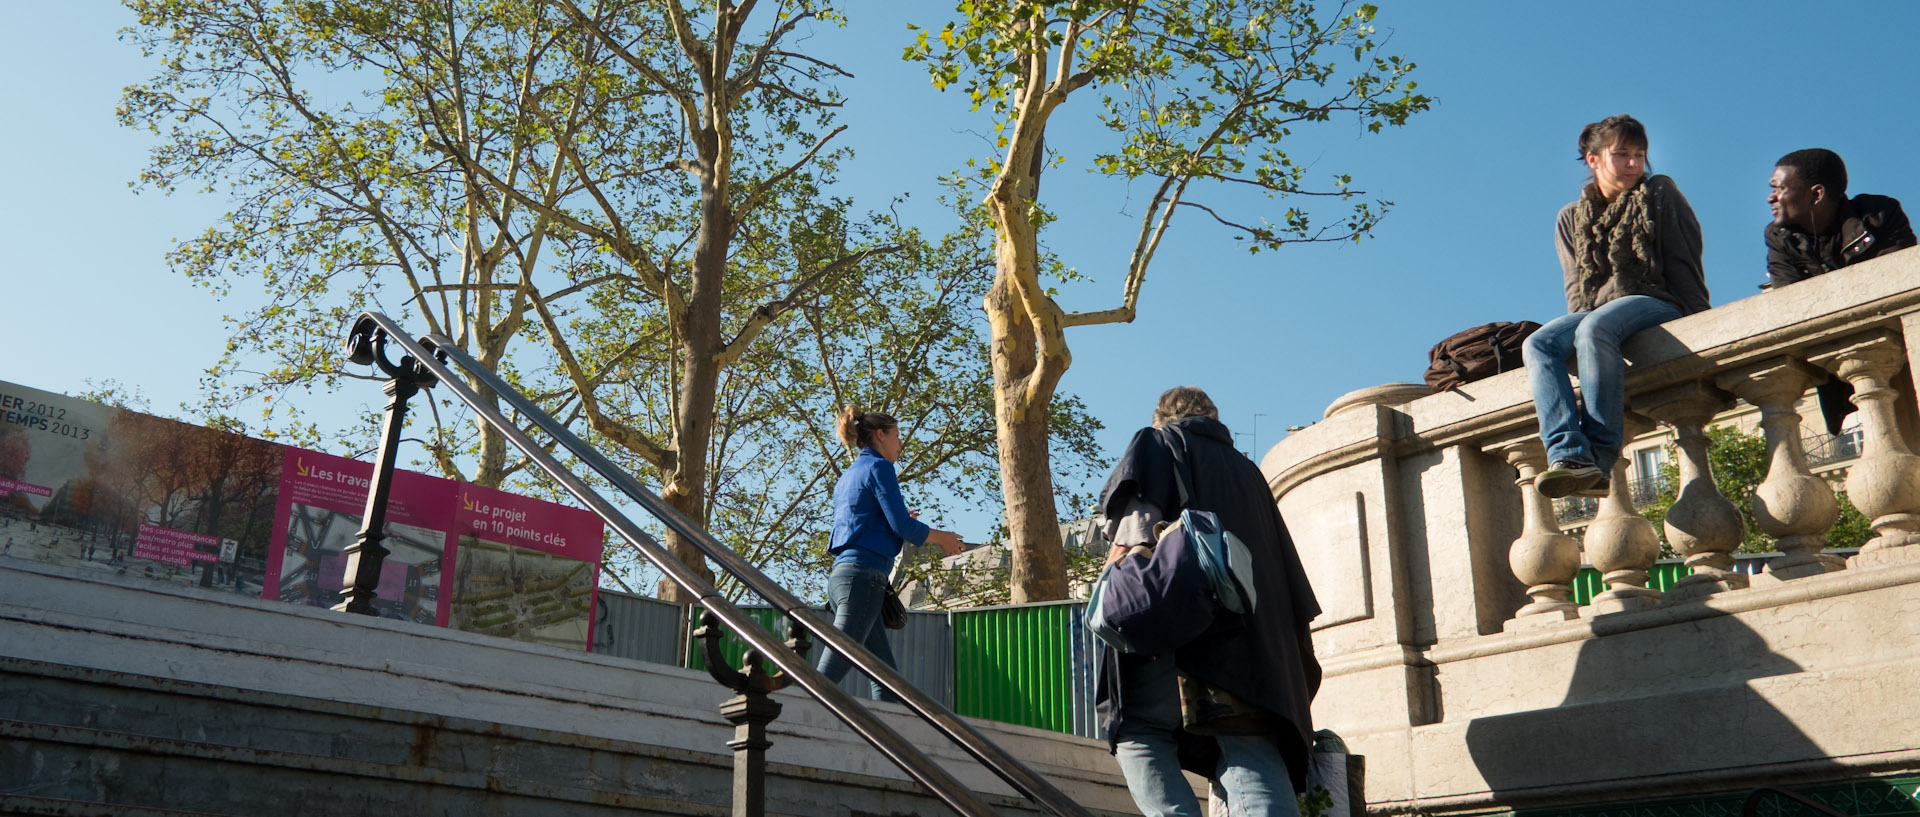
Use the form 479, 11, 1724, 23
0, 381, 279, 591
0, 379, 605, 650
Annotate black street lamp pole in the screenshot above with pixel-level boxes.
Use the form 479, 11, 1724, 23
335, 317, 440, 617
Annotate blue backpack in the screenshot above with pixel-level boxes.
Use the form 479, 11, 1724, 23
1087, 502, 1260, 655
1155, 425, 1258, 616
1087, 426, 1261, 654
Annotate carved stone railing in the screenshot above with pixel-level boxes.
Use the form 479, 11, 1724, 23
1260, 247, 1920, 815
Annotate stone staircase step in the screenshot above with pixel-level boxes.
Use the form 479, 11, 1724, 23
0, 562, 1145, 816
0, 794, 237, 817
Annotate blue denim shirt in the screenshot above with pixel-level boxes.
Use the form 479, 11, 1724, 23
829, 448, 930, 569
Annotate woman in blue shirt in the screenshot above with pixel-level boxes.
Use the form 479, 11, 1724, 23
816, 406, 963, 700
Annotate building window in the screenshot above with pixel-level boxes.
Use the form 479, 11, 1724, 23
1805, 418, 1865, 467
1630, 447, 1670, 506
1633, 447, 1667, 482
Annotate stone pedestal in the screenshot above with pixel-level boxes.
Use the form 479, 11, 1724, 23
1498, 440, 1580, 627
1720, 358, 1845, 580
1636, 382, 1748, 601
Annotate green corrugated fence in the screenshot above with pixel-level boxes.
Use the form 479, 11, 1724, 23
676, 600, 1088, 735
685, 605, 789, 674
951, 603, 1081, 734
1570, 560, 1693, 605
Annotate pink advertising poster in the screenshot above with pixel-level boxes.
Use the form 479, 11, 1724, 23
263, 448, 459, 626
449, 483, 604, 651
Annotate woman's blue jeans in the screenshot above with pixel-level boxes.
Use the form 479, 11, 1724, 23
815, 560, 900, 702
1522, 295, 1683, 473
1113, 655, 1299, 817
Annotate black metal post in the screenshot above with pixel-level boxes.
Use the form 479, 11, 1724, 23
697, 609, 812, 817
335, 317, 438, 616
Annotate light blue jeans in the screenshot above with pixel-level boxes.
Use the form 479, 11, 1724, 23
1114, 655, 1299, 817
1522, 295, 1683, 473
815, 560, 901, 702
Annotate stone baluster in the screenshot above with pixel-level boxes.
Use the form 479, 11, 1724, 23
1718, 358, 1845, 580
1812, 331, 1920, 568
1635, 382, 1748, 598
1498, 440, 1581, 627
1583, 414, 1664, 614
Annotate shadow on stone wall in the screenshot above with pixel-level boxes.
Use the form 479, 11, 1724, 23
1463, 607, 1834, 805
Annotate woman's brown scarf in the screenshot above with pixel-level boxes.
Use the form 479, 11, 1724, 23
1568, 181, 1659, 313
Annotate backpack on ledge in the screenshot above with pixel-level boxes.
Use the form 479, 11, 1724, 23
1425, 321, 1542, 392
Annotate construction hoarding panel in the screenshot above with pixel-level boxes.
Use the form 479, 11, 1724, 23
0, 380, 280, 592
449, 483, 604, 651
0, 379, 604, 649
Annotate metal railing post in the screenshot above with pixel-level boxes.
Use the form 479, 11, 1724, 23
696, 610, 814, 817
335, 316, 440, 616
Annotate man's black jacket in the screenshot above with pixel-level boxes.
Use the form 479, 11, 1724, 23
1766, 193, 1916, 289
1095, 415, 1322, 789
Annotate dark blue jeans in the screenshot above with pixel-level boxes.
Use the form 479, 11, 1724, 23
815, 560, 900, 702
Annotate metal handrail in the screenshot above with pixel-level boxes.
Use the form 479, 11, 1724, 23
347, 313, 1089, 817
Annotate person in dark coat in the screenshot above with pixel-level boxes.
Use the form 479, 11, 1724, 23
1764, 147, 1918, 435
1095, 386, 1322, 816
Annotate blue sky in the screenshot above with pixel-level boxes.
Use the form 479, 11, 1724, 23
5, 2, 1919, 542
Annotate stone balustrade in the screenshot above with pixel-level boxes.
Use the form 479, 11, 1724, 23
1261, 247, 1920, 815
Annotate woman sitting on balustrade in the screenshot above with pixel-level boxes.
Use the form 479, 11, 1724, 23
814, 406, 963, 702
1527, 114, 1711, 499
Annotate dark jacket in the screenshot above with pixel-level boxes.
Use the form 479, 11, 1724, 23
1554, 175, 1711, 316
1765, 194, 1918, 433
1765, 193, 1917, 289
1095, 416, 1323, 789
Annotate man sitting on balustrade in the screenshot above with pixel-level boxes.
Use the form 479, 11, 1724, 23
1765, 148, 1917, 434
1526, 114, 1711, 500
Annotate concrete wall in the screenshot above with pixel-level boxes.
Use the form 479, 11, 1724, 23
0, 559, 1145, 816
1360, 560, 1920, 813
